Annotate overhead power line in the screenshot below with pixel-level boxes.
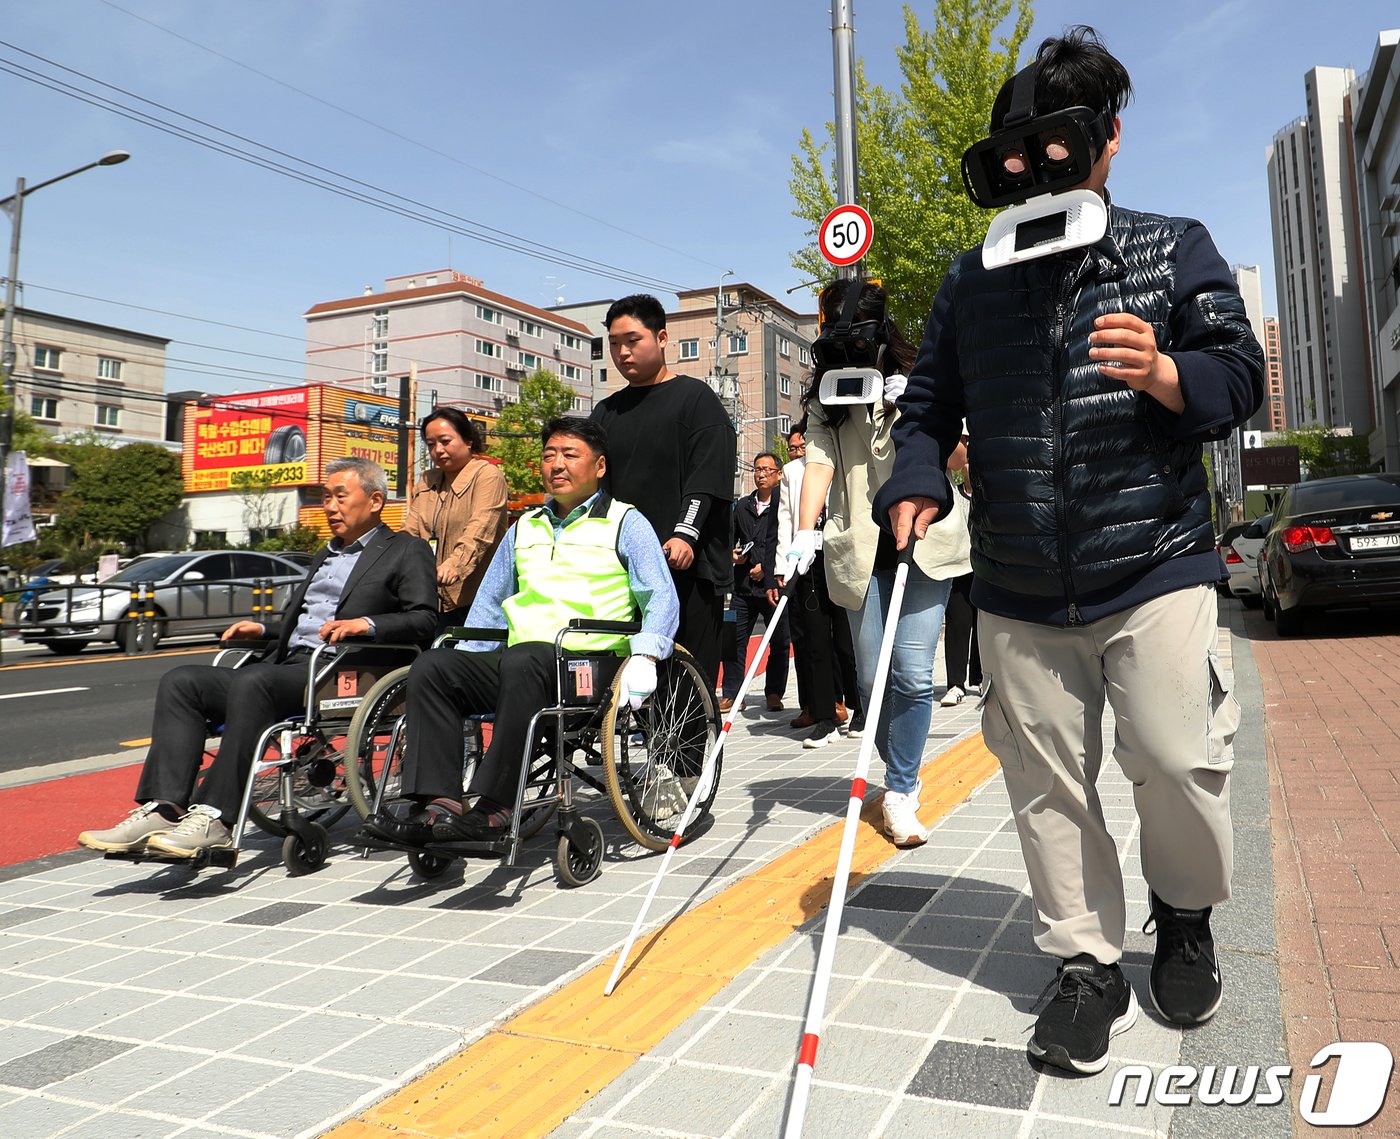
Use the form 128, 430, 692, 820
0, 40, 694, 294
96, 0, 730, 276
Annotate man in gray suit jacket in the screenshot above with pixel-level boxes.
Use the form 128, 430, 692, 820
77, 457, 437, 859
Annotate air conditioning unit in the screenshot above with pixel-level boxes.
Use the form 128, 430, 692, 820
553, 344, 563, 357
506, 328, 520, 342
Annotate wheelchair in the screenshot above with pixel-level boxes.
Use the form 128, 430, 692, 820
105, 639, 420, 875
344, 619, 720, 887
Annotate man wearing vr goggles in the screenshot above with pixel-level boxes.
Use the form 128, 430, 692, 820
874, 27, 1264, 1076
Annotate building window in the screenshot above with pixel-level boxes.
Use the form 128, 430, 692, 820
372, 309, 389, 338
477, 339, 502, 359
30, 395, 58, 420
475, 373, 503, 393
798, 346, 810, 366
561, 363, 582, 381
520, 352, 544, 370
779, 337, 791, 359
780, 374, 791, 396
679, 338, 700, 360
571, 396, 585, 412
371, 375, 387, 395
476, 305, 501, 324
371, 348, 388, 374
97, 356, 123, 380
727, 333, 748, 356
520, 319, 543, 338
560, 333, 583, 351
779, 415, 791, 435
95, 404, 120, 428
33, 345, 61, 370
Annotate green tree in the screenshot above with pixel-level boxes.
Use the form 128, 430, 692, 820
53, 442, 184, 548
1269, 424, 1376, 481
790, 0, 1034, 336
487, 369, 581, 494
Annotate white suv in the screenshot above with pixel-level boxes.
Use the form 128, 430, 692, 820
1223, 514, 1271, 605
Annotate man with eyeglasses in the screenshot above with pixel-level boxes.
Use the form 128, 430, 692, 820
718, 452, 789, 712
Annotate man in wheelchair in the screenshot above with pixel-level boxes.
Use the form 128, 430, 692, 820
363, 416, 679, 847
77, 457, 438, 859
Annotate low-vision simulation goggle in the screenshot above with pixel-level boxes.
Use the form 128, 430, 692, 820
812, 283, 887, 405
959, 62, 1112, 267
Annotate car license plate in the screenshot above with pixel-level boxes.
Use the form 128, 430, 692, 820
1350, 534, 1400, 551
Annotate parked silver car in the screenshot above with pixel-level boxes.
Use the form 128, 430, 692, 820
17, 550, 307, 655
1224, 514, 1271, 605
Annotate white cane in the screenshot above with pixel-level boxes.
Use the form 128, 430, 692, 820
782, 544, 915, 1137
605, 575, 799, 997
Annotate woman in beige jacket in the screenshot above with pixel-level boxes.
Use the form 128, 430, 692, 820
786, 280, 970, 847
403, 407, 509, 626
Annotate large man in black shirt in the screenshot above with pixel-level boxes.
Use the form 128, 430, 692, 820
592, 294, 735, 692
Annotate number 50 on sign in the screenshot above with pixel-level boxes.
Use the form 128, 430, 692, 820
818, 204, 874, 267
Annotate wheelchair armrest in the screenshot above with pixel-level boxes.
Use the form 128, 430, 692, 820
212, 640, 274, 669
565, 618, 643, 634
435, 626, 509, 648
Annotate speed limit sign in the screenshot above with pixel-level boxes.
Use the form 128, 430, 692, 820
818, 204, 874, 266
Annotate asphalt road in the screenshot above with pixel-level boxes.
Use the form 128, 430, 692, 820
0, 641, 219, 773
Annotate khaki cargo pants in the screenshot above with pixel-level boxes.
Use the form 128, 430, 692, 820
978, 584, 1239, 964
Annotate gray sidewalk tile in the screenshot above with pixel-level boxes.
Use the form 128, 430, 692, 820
44, 1043, 199, 1104
474, 947, 591, 986
206, 1069, 381, 1135
828, 978, 956, 1035
230, 1009, 373, 1066
607, 1063, 776, 1134
102, 993, 231, 1042
185, 960, 309, 1001
881, 1098, 1026, 1137
0, 1095, 100, 1139
659, 1008, 799, 1073
0, 1033, 134, 1090
907, 1039, 1039, 1111
21, 984, 155, 1034
326, 972, 438, 1018
132, 1055, 289, 1118
317, 1021, 464, 1081
42, 1111, 180, 1139
1, 979, 99, 1022
0, 906, 59, 930
158, 1001, 302, 1052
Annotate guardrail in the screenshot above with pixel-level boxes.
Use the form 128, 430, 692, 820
0, 577, 292, 659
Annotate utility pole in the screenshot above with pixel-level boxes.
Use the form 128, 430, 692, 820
831, 0, 860, 281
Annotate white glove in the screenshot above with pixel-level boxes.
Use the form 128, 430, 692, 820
883, 373, 908, 403
619, 655, 658, 712
783, 530, 819, 577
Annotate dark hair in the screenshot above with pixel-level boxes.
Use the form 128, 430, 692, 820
801, 279, 916, 428
540, 416, 608, 460
990, 25, 1133, 134
420, 405, 484, 452
754, 451, 779, 468
604, 294, 667, 333
790, 417, 808, 439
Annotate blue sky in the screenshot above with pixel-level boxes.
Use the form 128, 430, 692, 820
2, 0, 1396, 397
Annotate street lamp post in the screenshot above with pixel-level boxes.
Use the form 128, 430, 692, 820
0, 150, 130, 469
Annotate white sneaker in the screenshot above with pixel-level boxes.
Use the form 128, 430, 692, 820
940, 685, 965, 707
77, 802, 175, 853
802, 720, 839, 749
145, 804, 232, 859
882, 782, 927, 847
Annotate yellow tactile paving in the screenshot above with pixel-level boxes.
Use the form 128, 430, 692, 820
326, 733, 1001, 1139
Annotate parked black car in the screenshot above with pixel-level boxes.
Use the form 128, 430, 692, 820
1258, 473, 1400, 635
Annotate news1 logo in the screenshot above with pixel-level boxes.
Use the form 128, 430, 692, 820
1108, 1042, 1394, 1126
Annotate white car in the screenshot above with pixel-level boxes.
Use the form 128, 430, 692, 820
1223, 514, 1271, 605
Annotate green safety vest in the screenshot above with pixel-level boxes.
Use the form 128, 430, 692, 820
502, 494, 637, 654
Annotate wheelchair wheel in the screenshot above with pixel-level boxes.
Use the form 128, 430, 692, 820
344, 666, 413, 820
555, 816, 604, 888
407, 849, 454, 880
247, 729, 353, 838
600, 647, 719, 851
281, 822, 329, 876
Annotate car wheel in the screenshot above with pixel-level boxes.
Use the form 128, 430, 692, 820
46, 640, 89, 655
1275, 603, 1305, 637
1261, 579, 1277, 621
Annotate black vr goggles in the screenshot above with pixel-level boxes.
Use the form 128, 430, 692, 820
811, 281, 888, 371
960, 61, 1113, 209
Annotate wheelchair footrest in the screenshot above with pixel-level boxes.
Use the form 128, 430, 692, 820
100, 846, 238, 869
424, 838, 512, 860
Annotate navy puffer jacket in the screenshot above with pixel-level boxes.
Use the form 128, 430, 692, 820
874, 202, 1264, 625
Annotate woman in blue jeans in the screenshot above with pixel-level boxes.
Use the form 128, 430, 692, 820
784, 280, 971, 847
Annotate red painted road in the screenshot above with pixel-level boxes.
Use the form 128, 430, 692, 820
3, 761, 144, 867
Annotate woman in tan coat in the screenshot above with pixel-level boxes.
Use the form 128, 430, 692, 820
403, 407, 508, 626
785, 281, 971, 848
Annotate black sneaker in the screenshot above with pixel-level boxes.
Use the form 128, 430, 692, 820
801, 719, 839, 749
1144, 891, 1222, 1025
1028, 954, 1138, 1075
845, 711, 866, 738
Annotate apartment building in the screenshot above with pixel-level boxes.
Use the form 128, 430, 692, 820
9, 307, 168, 445
1352, 29, 1400, 472
303, 270, 595, 421
1267, 66, 1373, 436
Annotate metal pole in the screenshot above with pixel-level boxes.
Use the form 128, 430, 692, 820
1, 177, 24, 479
832, 0, 860, 281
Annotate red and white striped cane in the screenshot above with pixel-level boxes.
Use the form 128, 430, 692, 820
604, 576, 800, 997
782, 545, 915, 1137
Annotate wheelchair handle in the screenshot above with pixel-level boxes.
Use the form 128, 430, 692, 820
440, 626, 509, 644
